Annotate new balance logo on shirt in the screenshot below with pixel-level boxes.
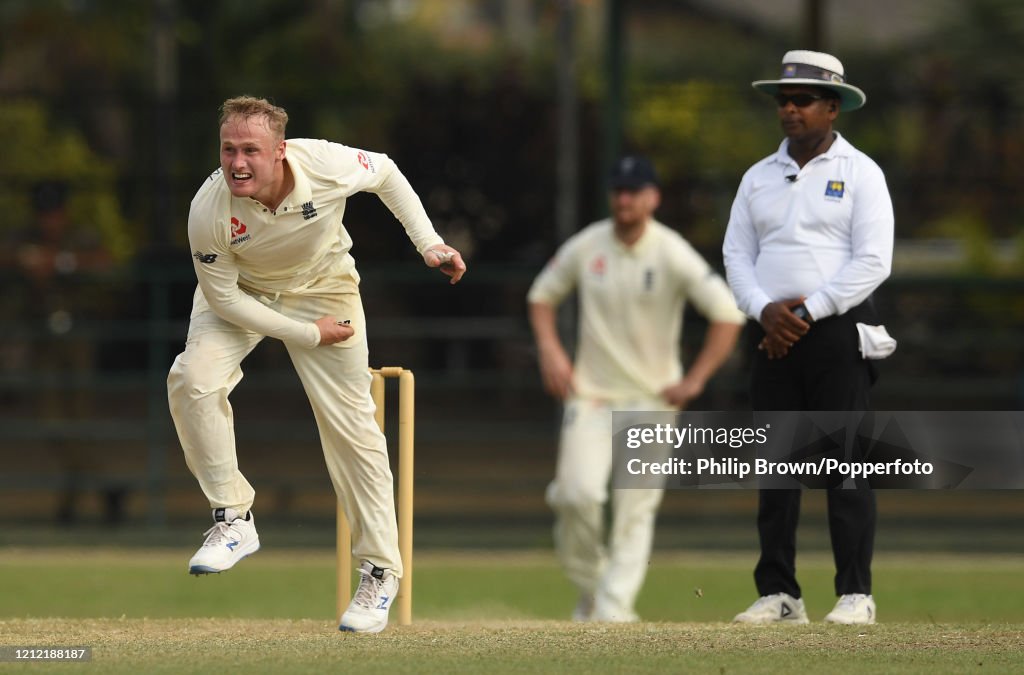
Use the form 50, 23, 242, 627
193, 251, 218, 264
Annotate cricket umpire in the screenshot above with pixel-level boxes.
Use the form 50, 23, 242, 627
167, 96, 465, 633
723, 51, 894, 625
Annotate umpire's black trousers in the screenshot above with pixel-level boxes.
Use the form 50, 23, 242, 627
749, 307, 876, 598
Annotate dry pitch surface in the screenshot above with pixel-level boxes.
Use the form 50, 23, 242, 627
3, 617, 1023, 674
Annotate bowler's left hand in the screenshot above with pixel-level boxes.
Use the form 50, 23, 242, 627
424, 246, 467, 284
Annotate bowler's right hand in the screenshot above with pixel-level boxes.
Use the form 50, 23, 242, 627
424, 245, 467, 284
315, 316, 356, 345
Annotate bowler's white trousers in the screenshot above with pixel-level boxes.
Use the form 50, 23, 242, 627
546, 397, 672, 619
167, 288, 402, 576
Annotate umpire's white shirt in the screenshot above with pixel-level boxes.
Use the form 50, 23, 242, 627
187, 139, 443, 347
528, 219, 745, 401
723, 132, 893, 322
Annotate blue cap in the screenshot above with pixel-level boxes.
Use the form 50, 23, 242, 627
609, 155, 659, 189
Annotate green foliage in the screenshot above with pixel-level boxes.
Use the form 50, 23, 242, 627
631, 82, 776, 181
0, 101, 135, 260
4, 1, 1024, 273
918, 210, 1022, 277
938, 0, 1024, 107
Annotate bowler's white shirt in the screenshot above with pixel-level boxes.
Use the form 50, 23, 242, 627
187, 138, 443, 347
722, 132, 893, 321
528, 219, 746, 401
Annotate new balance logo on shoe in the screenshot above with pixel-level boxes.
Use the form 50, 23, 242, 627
339, 561, 399, 633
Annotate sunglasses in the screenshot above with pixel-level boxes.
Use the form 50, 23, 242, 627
774, 93, 830, 108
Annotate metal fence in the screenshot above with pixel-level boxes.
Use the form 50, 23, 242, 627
2, 262, 1023, 536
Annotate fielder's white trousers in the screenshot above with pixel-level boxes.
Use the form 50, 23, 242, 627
546, 397, 671, 619
167, 289, 402, 576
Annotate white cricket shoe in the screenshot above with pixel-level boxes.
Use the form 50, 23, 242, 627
591, 594, 639, 623
591, 606, 640, 623
188, 508, 260, 575
733, 593, 809, 624
824, 593, 876, 625
338, 561, 399, 633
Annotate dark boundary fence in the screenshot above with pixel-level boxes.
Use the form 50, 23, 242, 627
1, 266, 1022, 537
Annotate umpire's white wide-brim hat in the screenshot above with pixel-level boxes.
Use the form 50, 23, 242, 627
752, 50, 866, 112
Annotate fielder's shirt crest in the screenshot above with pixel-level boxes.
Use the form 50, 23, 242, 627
301, 200, 318, 220
825, 180, 845, 199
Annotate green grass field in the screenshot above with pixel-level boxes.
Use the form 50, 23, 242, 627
1, 549, 1022, 673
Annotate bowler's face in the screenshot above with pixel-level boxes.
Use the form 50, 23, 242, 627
776, 85, 838, 143
219, 114, 286, 202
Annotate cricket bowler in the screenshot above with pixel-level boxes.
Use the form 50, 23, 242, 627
167, 96, 465, 633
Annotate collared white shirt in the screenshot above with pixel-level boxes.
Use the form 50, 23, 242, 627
528, 219, 746, 401
187, 138, 443, 347
722, 132, 893, 321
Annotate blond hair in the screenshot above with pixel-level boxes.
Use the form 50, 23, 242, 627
219, 96, 289, 139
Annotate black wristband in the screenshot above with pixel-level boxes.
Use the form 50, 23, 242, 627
792, 303, 813, 323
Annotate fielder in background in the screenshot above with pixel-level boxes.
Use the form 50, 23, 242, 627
723, 51, 894, 625
528, 156, 745, 622
167, 96, 465, 633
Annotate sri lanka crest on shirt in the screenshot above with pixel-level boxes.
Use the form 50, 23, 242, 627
825, 180, 845, 200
